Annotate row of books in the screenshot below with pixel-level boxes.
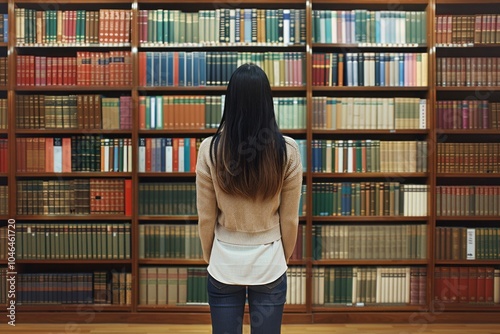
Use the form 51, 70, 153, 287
436, 57, 500, 87
139, 95, 306, 130
138, 138, 200, 173
311, 140, 428, 173
436, 100, 499, 130
312, 183, 429, 217
16, 95, 132, 130
312, 225, 427, 260
312, 10, 427, 45
436, 186, 500, 217
139, 51, 305, 87
15, 9, 131, 45
16, 179, 132, 216
16, 137, 133, 173
311, 97, 427, 130
138, 224, 306, 261
436, 227, 500, 261
139, 267, 207, 305
17, 52, 133, 87
312, 266, 427, 305
0, 139, 7, 173
15, 271, 131, 305
436, 143, 499, 174
138, 182, 196, 216
434, 267, 500, 304
137, 137, 306, 173
0, 186, 6, 215
15, 223, 131, 260
435, 15, 500, 46
312, 53, 428, 87
139, 9, 306, 46
139, 266, 307, 306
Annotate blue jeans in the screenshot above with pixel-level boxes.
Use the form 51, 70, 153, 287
207, 273, 287, 334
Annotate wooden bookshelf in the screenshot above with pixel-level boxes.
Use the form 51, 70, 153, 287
0, 0, 498, 325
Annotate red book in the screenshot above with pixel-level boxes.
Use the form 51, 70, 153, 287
485, 267, 495, 303
139, 52, 146, 86
62, 137, 72, 172
458, 266, 469, 303
468, 266, 478, 303
124, 179, 132, 217
449, 266, 459, 303
477, 267, 486, 303
418, 267, 427, 305
190, 138, 197, 172
45, 137, 54, 172
145, 137, 152, 172
434, 267, 443, 302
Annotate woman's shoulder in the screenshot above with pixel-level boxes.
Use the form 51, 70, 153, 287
283, 135, 299, 151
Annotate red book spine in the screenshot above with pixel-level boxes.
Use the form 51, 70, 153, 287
485, 267, 494, 303
145, 137, 152, 172
124, 180, 132, 215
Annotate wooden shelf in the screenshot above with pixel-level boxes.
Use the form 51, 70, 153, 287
139, 259, 205, 265
16, 129, 133, 135
0, 85, 7, 90
138, 215, 199, 221
436, 87, 500, 91
437, 216, 500, 221
0, 260, 7, 264
137, 0, 305, 3
0, 42, 7, 47
313, 0, 428, 3
17, 304, 132, 312
16, 172, 133, 177
436, 44, 500, 48
432, 304, 500, 311
15, 86, 133, 91
313, 216, 429, 222
436, 173, 500, 178
312, 260, 428, 266
139, 129, 216, 135
17, 259, 132, 264
312, 43, 427, 48
436, 0, 500, 3
435, 260, 500, 265
312, 305, 427, 312
138, 86, 306, 92
15, 215, 132, 221
0, 172, 7, 177
313, 129, 429, 135
313, 86, 428, 92
16, 43, 131, 48
0, 129, 8, 134
436, 129, 500, 135
312, 172, 429, 178
137, 305, 209, 312
139, 172, 195, 177
0, 216, 9, 221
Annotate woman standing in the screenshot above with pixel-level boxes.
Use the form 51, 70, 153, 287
196, 63, 303, 334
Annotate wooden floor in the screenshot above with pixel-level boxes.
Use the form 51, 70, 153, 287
1, 324, 500, 334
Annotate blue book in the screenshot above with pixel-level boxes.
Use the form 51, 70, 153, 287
157, 10, 163, 43
146, 52, 154, 86
325, 11, 332, 44
399, 53, 405, 86
379, 53, 385, 86
184, 138, 190, 172
199, 52, 206, 86
244, 9, 252, 43
192, 52, 200, 86
163, 10, 169, 43
167, 52, 174, 86
4, 14, 8, 42
160, 138, 166, 172
160, 52, 167, 86
375, 12, 381, 44
153, 52, 160, 86
114, 140, 119, 172
178, 52, 185, 86
186, 52, 193, 86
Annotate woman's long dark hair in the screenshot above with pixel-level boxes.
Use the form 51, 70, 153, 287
210, 63, 287, 199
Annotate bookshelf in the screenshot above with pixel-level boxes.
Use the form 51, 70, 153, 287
433, 0, 500, 315
0, 0, 498, 325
